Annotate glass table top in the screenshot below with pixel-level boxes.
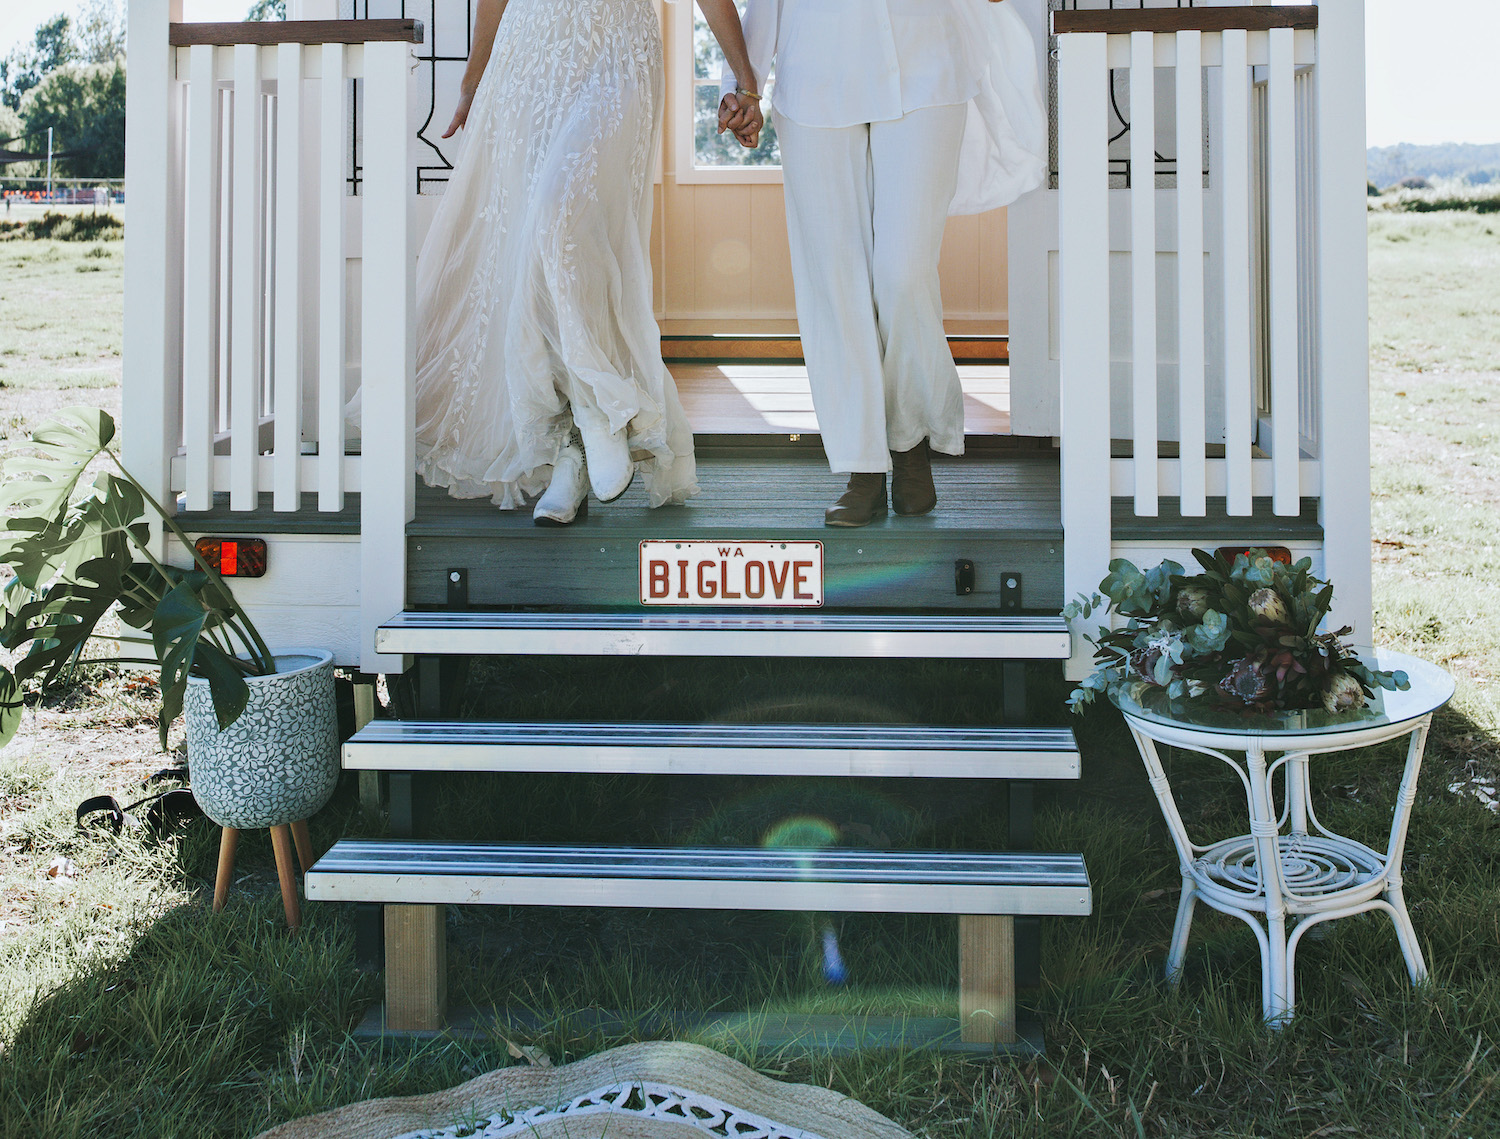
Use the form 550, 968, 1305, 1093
1110, 650, 1456, 737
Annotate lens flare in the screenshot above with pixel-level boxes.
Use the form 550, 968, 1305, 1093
760, 816, 841, 850
821, 924, 848, 986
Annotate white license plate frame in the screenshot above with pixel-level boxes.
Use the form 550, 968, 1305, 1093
639, 540, 824, 608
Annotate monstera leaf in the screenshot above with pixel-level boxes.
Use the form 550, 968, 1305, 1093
0, 407, 115, 522
0, 409, 274, 751
153, 578, 251, 749
0, 669, 22, 750
2, 558, 130, 688
0, 473, 146, 592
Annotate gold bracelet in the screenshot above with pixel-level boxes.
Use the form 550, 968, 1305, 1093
735, 88, 763, 102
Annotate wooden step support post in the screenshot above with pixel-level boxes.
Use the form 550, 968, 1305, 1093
352, 676, 380, 821
960, 915, 1017, 1045
385, 904, 447, 1031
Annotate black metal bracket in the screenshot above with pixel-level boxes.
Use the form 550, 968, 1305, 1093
954, 559, 976, 597
447, 567, 469, 609
354, 902, 384, 972
1000, 571, 1024, 612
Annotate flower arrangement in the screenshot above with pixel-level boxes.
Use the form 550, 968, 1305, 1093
1063, 548, 1409, 715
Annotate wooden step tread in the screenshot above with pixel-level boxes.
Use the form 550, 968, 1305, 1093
306, 841, 1092, 917
343, 721, 1082, 780
375, 611, 1072, 659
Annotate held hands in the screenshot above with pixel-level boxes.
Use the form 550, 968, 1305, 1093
718, 92, 765, 149
443, 88, 477, 139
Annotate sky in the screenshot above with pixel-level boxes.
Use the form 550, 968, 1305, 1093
2, 0, 1496, 148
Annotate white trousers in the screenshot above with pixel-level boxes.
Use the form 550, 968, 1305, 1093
775, 102, 968, 474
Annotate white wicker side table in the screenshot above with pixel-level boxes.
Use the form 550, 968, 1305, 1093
1112, 651, 1455, 1026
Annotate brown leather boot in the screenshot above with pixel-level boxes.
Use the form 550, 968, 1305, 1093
824, 472, 887, 528
891, 439, 937, 516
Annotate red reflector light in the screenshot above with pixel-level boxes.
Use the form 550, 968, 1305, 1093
195, 537, 268, 578
1216, 546, 1293, 566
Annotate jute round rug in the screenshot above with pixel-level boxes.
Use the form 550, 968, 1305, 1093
254, 1041, 913, 1139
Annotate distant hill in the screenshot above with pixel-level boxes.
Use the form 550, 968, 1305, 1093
1367, 142, 1500, 189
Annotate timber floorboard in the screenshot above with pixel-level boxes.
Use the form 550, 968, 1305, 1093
406, 449, 1066, 611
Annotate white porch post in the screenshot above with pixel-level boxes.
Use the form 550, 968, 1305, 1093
1057, 30, 1112, 680
122, 0, 184, 556
1313, 0, 1373, 650
359, 40, 417, 675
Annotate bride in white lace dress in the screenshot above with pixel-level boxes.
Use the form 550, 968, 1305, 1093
415, 0, 762, 524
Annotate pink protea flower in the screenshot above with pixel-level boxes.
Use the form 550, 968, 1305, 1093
1219, 655, 1273, 705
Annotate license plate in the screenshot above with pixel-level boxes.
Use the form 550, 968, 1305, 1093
639, 540, 824, 607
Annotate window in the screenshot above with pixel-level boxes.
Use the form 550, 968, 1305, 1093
673, 3, 781, 183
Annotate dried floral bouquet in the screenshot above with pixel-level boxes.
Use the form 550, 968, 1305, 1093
1064, 548, 1409, 715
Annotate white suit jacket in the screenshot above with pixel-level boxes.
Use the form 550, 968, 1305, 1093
723, 0, 1048, 215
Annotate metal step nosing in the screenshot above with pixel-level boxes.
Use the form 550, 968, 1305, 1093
305, 872, 1091, 916
375, 626, 1072, 660
341, 742, 1080, 780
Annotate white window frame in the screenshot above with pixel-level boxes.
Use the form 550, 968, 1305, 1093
670, 0, 782, 185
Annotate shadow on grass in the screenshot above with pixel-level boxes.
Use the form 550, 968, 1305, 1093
4, 661, 1499, 1137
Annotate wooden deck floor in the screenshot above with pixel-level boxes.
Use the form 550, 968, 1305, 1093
671, 364, 1011, 436
407, 446, 1064, 611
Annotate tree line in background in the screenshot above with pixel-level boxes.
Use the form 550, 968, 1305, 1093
1, 0, 282, 183
1367, 142, 1500, 191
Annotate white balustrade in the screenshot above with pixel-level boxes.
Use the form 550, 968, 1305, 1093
124, 13, 418, 671
154, 25, 415, 524
1057, 8, 1345, 675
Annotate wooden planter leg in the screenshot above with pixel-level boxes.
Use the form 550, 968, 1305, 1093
290, 820, 315, 876
269, 825, 303, 931
960, 915, 1017, 1045
385, 904, 447, 1032
213, 827, 239, 913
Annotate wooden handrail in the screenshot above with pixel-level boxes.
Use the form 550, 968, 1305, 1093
1053, 7, 1317, 35
168, 18, 424, 47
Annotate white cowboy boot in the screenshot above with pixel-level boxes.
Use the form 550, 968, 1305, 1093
575, 406, 635, 503
532, 443, 589, 526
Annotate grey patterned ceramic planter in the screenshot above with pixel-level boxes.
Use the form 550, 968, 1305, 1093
186, 650, 339, 830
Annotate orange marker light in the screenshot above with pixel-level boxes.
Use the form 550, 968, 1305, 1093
1216, 546, 1293, 566
194, 537, 268, 578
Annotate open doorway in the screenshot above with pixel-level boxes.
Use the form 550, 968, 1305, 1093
654, 2, 1016, 440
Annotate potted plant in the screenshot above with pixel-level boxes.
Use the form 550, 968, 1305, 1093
0, 408, 338, 831
1063, 548, 1410, 717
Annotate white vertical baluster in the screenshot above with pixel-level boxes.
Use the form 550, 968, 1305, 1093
273, 42, 304, 511
360, 39, 415, 674
122, 0, 185, 554
1129, 32, 1158, 515
1315, 0, 1372, 647
230, 43, 264, 510
1266, 26, 1299, 516
1219, 28, 1253, 517
218, 89, 233, 436
1175, 30, 1206, 517
318, 41, 347, 511
183, 44, 220, 511
1058, 31, 1112, 680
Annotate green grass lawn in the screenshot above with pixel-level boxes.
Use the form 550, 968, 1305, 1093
1, 221, 1498, 1138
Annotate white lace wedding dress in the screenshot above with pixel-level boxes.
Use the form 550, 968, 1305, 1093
413, 0, 697, 509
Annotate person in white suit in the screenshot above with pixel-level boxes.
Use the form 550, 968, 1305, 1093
720, 0, 1047, 526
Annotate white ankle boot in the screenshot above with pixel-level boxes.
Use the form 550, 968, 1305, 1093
532, 444, 588, 526
577, 413, 635, 503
